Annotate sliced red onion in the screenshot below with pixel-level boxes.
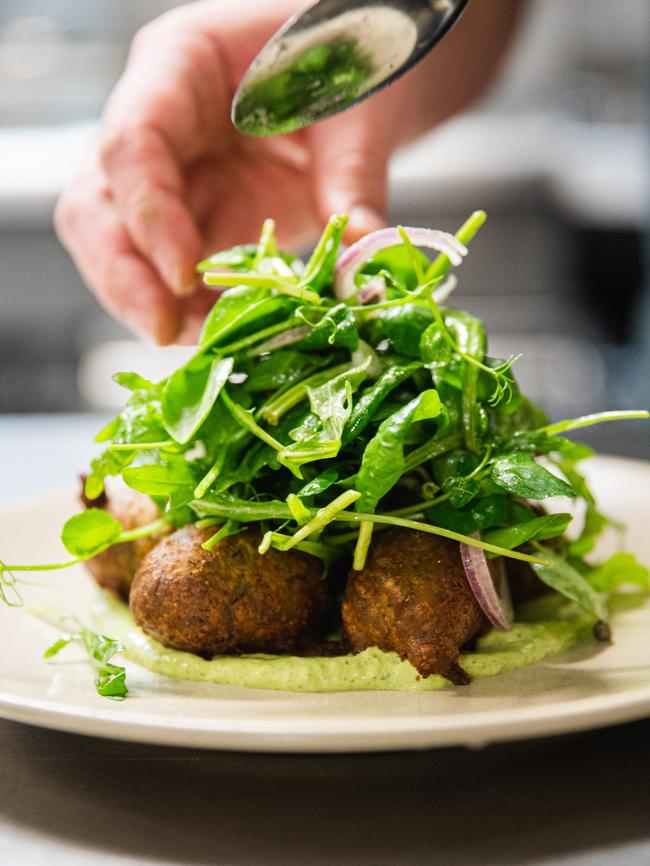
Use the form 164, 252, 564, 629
255, 326, 310, 354
357, 276, 387, 305
334, 227, 467, 299
460, 534, 513, 631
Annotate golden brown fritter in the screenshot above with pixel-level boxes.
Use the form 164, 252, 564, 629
129, 526, 328, 656
342, 529, 489, 684
81, 480, 162, 601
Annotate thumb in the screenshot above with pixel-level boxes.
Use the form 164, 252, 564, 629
308, 100, 394, 241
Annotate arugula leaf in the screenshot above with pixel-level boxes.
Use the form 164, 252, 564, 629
112, 371, 158, 393
491, 453, 576, 500
360, 244, 430, 292
162, 356, 233, 444
300, 214, 348, 292
196, 243, 258, 273
426, 494, 508, 535
443, 475, 481, 508
200, 286, 292, 350
243, 350, 323, 393
382, 304, 433, 357
483, 512, 572, 551
297, 468, 340, 497
357, 390, 442, 512
61, 510, 123, 558
123, 459, 199, 508
278, 364, 367, 469
587, 552, 649, 592
298, 304, 359, 351
532, 549, 608, 619
343, 363, 419, 446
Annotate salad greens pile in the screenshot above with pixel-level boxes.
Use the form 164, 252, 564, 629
2, 211, 648, 699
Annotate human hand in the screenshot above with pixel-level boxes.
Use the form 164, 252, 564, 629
55, 1, 398, 344
55, 0, 522, 344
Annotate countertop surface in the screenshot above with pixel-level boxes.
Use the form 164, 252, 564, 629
1, 414, 649, 866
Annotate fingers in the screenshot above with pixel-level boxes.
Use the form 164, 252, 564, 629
308, 98, 395, 241
100, 124, 203, 297
55, 159, 183, 346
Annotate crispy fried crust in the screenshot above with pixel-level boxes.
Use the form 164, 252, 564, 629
82, 481, 161, 601
342, 529, 488, 684
129, 526, 328, 656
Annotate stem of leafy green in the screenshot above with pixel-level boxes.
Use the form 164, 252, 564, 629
426, 210, 486, 281
540, 410, 649, 437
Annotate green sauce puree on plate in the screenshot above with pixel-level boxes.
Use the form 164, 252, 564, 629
93, 592, 596, 692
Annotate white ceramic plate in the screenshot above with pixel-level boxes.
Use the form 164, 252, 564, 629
0, 455, 648, 753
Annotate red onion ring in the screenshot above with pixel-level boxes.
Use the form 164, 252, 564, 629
460, 534, 513, 631
334, 227, 467, 299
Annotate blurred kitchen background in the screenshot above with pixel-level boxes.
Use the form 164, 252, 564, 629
0, 0, 648, 456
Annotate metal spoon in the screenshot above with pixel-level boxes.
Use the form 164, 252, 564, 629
232, 0, 469, 136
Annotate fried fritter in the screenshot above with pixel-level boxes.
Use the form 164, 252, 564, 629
342, 528, 490, 684
129, 526, 328, 656
82, 479, 161, 600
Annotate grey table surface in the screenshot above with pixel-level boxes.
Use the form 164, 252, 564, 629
1, 414, 649, 866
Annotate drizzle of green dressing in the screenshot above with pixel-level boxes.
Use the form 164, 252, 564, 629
234, 39, 374, 136
93, 592, 596, 692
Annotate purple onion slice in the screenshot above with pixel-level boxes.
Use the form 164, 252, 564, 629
334, 227, 467, 299
460, 534, 513, 631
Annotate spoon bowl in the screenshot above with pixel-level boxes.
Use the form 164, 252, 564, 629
232, 0, 469, 136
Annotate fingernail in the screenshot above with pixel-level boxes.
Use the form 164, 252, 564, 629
173, 265, 199, 298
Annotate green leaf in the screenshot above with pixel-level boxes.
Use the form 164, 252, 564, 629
243, 350, 322, 393
196, 243, 258, 273
162, 356, 233, 444
278, 365, 367, 470
298, 304, 359, 351
382, 304, 433, 357
112, 371, 158, 392
483, 512, 572, 552
123, 459, 198, 508
443, 475, 480, 508
360, 244, 430, 292
61, 509, 123, 558
297, 468, 340, 497
357, 390, 442, 512
300, 214, 348, 292
199, 286, 291, 350
491, 453, 576, 500
342, 363, 420, 446
587, 552, 649, 592
426, 494, 508, 535
532, 550, 607, 619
